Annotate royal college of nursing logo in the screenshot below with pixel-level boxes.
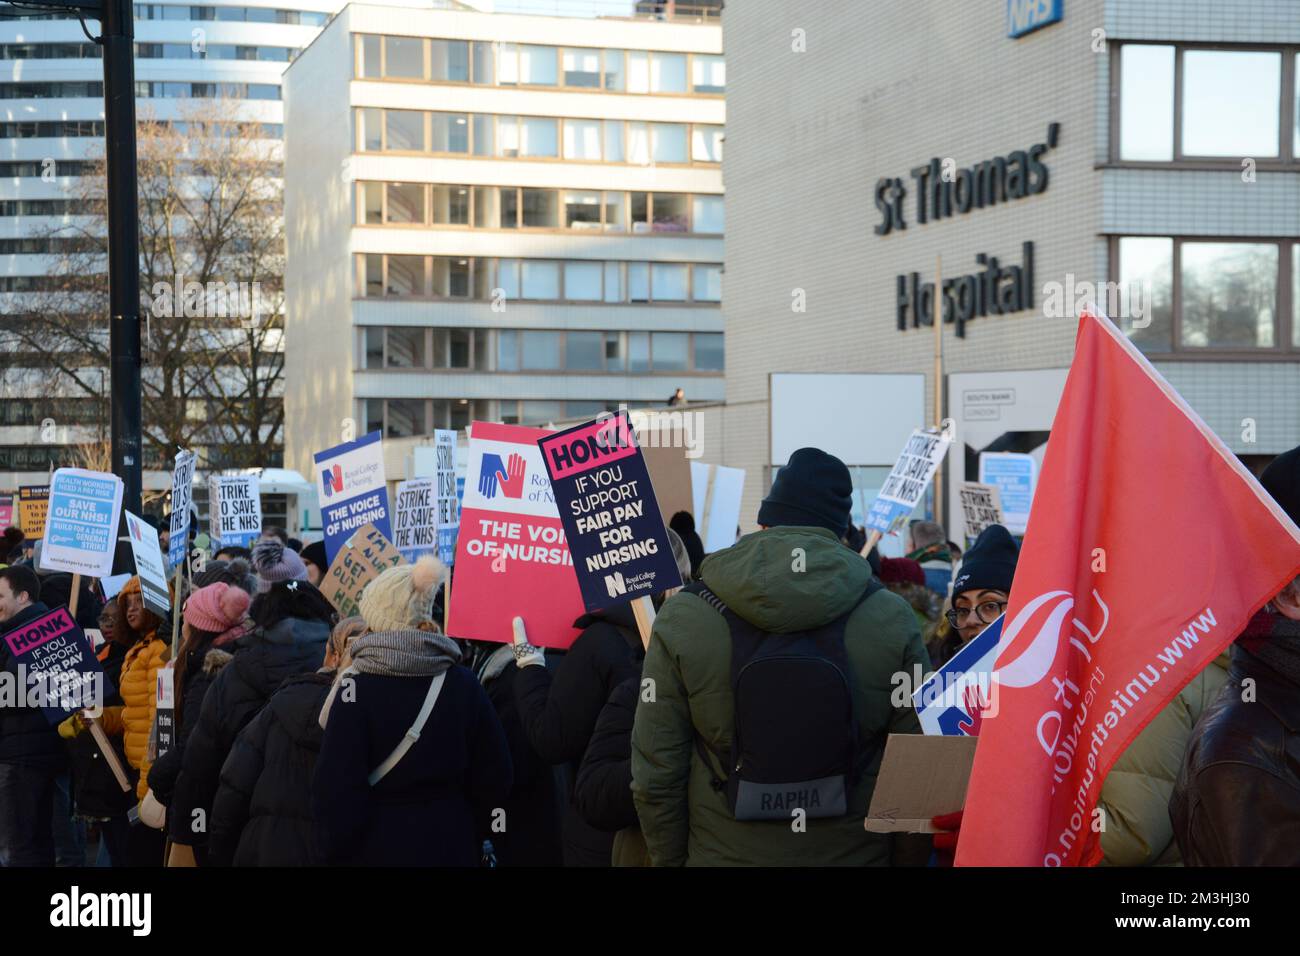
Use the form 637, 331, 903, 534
478, 452, 526, 500
321, 464, 343, 498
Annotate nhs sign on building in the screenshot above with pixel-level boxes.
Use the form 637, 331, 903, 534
1007, 0, 1063, 38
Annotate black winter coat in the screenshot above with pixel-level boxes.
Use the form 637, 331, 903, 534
69, 641, 136, 818
574, 676, 639, 833
208, 671, 332, 867
474, 644, 564, 866
148, 638, 232, 812
311, 666, 513, 866
512, 602, 643, 866
0, 602, 68, 769
170, 616, 330, 848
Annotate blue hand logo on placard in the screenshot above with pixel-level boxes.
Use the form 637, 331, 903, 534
479, 453, 505, 498
479, 453, 525, 500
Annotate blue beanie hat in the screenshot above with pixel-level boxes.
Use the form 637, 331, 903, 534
952, 524, 1019, 596
757, 447, 853, 536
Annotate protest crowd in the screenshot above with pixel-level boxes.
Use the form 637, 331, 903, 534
0, 405, 1298, 869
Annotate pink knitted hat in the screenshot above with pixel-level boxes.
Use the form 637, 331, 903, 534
184, 582, 251, 643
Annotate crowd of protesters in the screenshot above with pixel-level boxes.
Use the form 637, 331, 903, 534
0, 442, 1297, 868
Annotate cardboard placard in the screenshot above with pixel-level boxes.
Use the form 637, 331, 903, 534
690, 462, 746, 554
447, 422, 584, 649
167, 450, 196, 568
634, 419, 695, 527
18, 485, 49, 540
957, 482, 1005, 540
865, 426, 953, 536
315, 430, 391, 566
208, 475, 262, 548
538, 412, 682, 612
321, 522, 405, 618
977, 451, 1036, 535
40, 468, 125, 578
864, 733, 978, 833
154, 667, 175, 760
434, 429, 459, 565
392, 477, 438, 563
913, 615, 1003, 736
125, 511, 171, 618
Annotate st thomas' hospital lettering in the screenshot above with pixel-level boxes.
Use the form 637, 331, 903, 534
875, 123, 1060, 338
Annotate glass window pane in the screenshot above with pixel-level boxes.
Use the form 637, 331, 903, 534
1294, 243, 1299, 348
694, 333, 723, 370
387, 399, 425, 438
651, 52, 687, 93
498, 260, 520, 299
497, 329, 518, 370
566, 330, 603, 368
651, 263, 688, 301
563, 118, 602, 160
629, 262, 649, 301
431, 39, 468, 82
692, 54, 724, 93
603, 120, 624, 162
652, 193, 689, 232
563, 48, 600, 88
450, 328, 471, 367
449, 258, 471, 297
431, 328, 449, 367
603, 50, 624, 91
472, 40, 494, 85
1119, 45, 1174, 161
431, 185, 469, 225
565, 190, 601, 229
1118, 237, 1173, 349
564, 261, 602, 301
386, 182, 425, 224
691, 124, 723, 162
628, 331, 650, 371
473, 259, 491, 301
604, 262, 623, 302
472, 114, 494, 155
692, 194, 724, 233
361, 108, 382, 150
521, 260, 560, 299
1180, 242, 1277, 348
627, 122, 650, 165
693, 264, 721, 302
605, 331, 623, 367
472, 186, 498, 227
360, 35, 380, 78
385, 109, 424, 151
386, 326, 425, 368
567, 401, 606, 419
384, 36, 424, 79
521, 189, 559, 228
500, 187, 518, 228
652, 123, 688, 163
498, 117, 520, 157
1296, 54, 1300, 157
603, 191, 625, 232
520, 117, 558, 157
497, 42, 519, 85
365, 254, 383, 295
628, 50, 650, 93
362, 182, 383, 224
521, 44, 557, 85
431, 112, 468, 152
473, 330, 489, 369
364, 327, 383, 368
366, 400, 384, 435
653, 332, 689, 370
521, 401, 563, 425
630, 192, 650, 232
521, 331, 562, 369
1183, 51, 1281, 157
386, 256, 425, 297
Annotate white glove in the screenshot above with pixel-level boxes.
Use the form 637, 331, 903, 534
511, 616, 545, 668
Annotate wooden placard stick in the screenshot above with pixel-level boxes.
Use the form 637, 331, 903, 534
630, 595, 656, 651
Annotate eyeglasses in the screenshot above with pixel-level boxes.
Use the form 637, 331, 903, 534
945, 601, 1007, 628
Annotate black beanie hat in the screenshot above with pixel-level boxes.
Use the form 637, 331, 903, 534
757, 447, 853, 536
300, 540, 328, 572
952, 524, 1020, 597
1260, 445, 1300, 529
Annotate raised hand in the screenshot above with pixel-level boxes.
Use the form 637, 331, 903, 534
496, 452, 525, 499
479, 453, 505, 498
956, 681, 988, 737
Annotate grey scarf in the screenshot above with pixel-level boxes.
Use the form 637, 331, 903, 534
319, 628, 462, 728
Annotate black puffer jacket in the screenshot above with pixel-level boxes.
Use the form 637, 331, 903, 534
0, 601, 67, 769
574, 676, 638, 833
169, 616, 330, 848
208, 670, 331, 866
512, 602, 643, 866
148, 640, 233, 812
69, 641, 136, 818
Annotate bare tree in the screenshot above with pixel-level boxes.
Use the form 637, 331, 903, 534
5, 97, 285, 471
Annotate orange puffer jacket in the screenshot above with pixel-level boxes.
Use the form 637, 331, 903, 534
99, 631, 170, 801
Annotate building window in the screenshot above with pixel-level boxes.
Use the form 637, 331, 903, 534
694, 332, 724, 370
566, 330, 604, 368
386, 399, 426, 438
386, 255, 426, 296
362, 182, 383, 224
603, 50, 624, 91
692, 54, 725, 93
386, 182, 425, 224
693, 264, 722, 302
563, 118, 603, 160
563, 48, 601, 88
385, 109, 425, 151
430, 185, 469, 225
521, 260, 560, 299
431, 112, 469, 153
431, 39, 469, 82
692, 125, 724, 162
652, 194, 689, 232
1113, 236, 1298, 354
520, 44, 558, 86
364, 327, 383, 368
692, 195, 724, 233
521, 188, 559, 228
384, 36, 425, 79
521, 330, 563, 370
1115, 43, 1297, 163
564, 261, 603, 301
386, 327, 426, 368
472, 41, 494, 85
564, 191, 602, 230
651, 263, 688, 301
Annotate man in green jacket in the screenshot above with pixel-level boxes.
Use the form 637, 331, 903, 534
630, 447, 932, 866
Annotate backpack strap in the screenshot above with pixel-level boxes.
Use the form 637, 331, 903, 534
368, 671, 447, 786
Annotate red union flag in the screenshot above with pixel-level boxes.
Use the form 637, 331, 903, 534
955, 310, 1300, 867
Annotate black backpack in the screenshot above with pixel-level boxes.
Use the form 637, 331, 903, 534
687, 579, 881, 822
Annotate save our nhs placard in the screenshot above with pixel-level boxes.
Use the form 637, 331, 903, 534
865, 424, 953, 535
447, 422, 584, 649
315, 430, 392, 565
538, 411, 681, 612
39, 468, 125, 578
912, 615, 1004, 736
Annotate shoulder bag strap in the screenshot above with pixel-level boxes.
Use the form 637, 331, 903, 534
368, 670, 447, 787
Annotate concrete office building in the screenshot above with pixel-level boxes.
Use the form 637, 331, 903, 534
282, 2, 725, 481
0, 0, 344, 491
714, 0, 1300, 543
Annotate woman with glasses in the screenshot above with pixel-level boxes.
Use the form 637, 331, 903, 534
927, 525, 1019, 667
